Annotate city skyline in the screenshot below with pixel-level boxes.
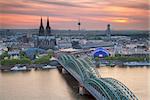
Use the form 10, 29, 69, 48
0, 0, 149, 30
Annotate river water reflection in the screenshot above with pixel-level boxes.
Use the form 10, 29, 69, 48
98, 67, 150, 100
0, 67, 149, 100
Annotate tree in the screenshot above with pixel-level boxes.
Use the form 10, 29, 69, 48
19, 51, 29, 59
33, 54, 52, 64
0, 51, 9, 60
0, 58, 31, 66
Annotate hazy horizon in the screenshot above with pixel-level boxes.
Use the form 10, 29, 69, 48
0, 28, 149, 31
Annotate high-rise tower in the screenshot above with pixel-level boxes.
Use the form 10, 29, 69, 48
39, 17, 44, 36
106, 24, 111, 40
46, 17, 51, 36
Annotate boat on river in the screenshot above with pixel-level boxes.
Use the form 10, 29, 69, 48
42, 64, 57, 69
10, 65, 31, 71
123, 62, 150, 67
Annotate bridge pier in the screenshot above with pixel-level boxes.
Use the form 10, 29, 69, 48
79, 84, 88, 95
62, 68, 67, 74
58, 67, 68, 74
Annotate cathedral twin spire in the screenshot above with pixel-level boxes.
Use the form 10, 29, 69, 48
39, 17, 51, 36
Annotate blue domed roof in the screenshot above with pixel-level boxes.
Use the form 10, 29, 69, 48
93, 48, 110, 58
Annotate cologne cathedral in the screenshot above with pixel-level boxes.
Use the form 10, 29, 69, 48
34, 17, 56, 50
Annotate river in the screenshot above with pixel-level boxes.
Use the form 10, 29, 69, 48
0, 67, 150, 100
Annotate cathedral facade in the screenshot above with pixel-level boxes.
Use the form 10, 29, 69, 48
34, 17, 56, 50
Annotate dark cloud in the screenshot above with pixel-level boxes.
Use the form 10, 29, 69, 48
0, 2, 31, 9
0, 0, 90, 16
85, 0, 150, 10
24, 0, 89, 8
0, 0, 92, 17
112, 1, 150, 10
1, 9, 63, 17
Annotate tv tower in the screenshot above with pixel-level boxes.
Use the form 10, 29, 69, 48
78, 19, 81, 31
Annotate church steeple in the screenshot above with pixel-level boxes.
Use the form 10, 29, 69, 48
46, 17, 51, 36
39, 17, 44, 36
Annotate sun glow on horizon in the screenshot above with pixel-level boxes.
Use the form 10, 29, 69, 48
112, 19, 128, 23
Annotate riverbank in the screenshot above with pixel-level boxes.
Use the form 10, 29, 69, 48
98, 60, 150, 67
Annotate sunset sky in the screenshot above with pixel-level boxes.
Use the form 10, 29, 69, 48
0, 0, 149, 30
